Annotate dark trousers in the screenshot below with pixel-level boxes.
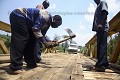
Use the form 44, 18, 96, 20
34, 39, 43, 62
9, 10, 37, 70
96, 30, 109, 67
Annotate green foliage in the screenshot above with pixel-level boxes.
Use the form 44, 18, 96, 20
56, 44, 64, 52
80, 46, 87, 54
107, 33, 120, 65
107, 37, 116, 57
0, 34, 11, 48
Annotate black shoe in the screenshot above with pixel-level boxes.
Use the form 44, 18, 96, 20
94, 66, 105, 72
26, 64, 38, 69
94, 64, 110, 69
35, 58, 42, 63
104, 64, 110, 69
9, 69, 25, 75
105, 66, 110, 69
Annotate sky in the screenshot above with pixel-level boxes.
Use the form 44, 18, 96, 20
0, 0, 120, 46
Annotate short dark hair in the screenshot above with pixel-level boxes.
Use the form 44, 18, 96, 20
42, 0, 50, 9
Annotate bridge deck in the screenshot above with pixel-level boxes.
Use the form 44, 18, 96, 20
0, 53, 120, 80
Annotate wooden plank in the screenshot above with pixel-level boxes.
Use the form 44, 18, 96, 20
16, 53, 77, 80
0, 21, 11, 33
111, 22, 120, 32
39, 54, 76, 80
85, 35, 96, 47
80, 54, 120, 80
109, 11, 120, 31
50, 56, 76, 80
0, 54, 10, 56
0, 39, 9, 54
1, 53, 120, 80
86, 45, 91, 56
0, 21, 11, 53
0, 55, 10, 63
71, 54, 84, 80
92, 44, 97, 58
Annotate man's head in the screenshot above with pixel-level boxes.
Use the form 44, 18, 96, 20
94, 0, 100, 5
42, 0, 50, 9
51, 15, 62, 28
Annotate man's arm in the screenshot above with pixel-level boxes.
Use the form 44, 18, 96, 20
98, 11, 108, 28
98, 1, 108, 28
32, 16, 57, 48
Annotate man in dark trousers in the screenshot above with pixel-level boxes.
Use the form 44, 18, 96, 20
9, 7, 62, 74
92, 0, 109, 72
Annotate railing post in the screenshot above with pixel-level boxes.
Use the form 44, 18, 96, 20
0, 39, 9, 54
87, 45, 91, 56
92, 43, 97, 58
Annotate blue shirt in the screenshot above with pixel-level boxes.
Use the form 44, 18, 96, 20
13, 8, 51, 37
92, 1, 109, 32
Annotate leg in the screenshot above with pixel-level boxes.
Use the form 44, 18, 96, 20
95, 31, 108, 71
34, 40, 42, 63
9, 11, 29, 71
23, 24, 37, 68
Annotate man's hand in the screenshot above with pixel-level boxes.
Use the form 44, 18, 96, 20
51, 40, 59, 46
53, 41, 59, 47
97, 24, 103, 31
98, 24, 103, 28
43, 42, 55, 48
43, 41, 59, 48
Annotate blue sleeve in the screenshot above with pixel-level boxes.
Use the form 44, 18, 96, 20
101, 1, 108, 14
41, 28, 49, 36
33, 15, 46, 29
41, 28, 51, 42
32, 15, 46, 38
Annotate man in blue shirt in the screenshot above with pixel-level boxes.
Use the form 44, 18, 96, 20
9, 7, 62, 74
34, 0, 50, 63
92, 0, 109, 72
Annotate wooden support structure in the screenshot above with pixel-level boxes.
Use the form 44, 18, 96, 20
92, 44, 97, 58
85, 11, 120, 63
110, 36, 120, 63
0, 39, 9, 54
85, 11, 120, 47
0, 21, 11, 54
86, 45, 91, 56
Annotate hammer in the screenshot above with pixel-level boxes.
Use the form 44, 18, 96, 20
50, 28, 76, 47
41, 28, 76, 49
57, 28, 76, 43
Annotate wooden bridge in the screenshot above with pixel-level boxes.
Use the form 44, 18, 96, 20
0, 11, 120, 80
